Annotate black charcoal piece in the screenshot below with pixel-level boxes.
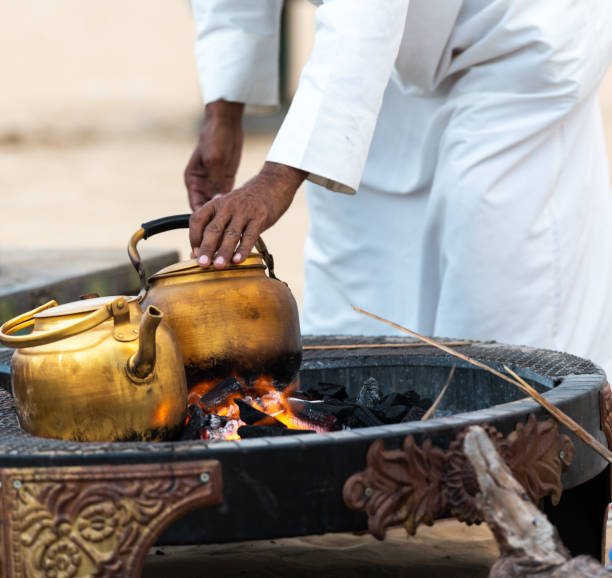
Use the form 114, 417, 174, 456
375, 392, 419, 412
234, 398, 269, 425
348, 406, 383, 428
198, 377, 245, 412
238, 425, 315, 439
300, 382, 348, 401
374, 404, 409, 424
402, 405, 427, 422
356, 377, 383, 408
312, 401, 356, 422
234, 398, 286, 428
416, 397, 433, 410
287, 399, 340, 431
179, 405, 208, 441
402, 390, 421, 406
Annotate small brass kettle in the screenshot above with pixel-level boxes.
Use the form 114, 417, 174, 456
0, 296, 187, 442
128, 214, 302, 391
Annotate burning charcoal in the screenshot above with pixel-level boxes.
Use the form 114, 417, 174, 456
180, 405, 209, 440
402, 405, 427, 422
204, 414, 228, 430
198, 414, 233, 441
198, 377, 245, 412
287, 399, 340, 432
356, 377, 382, 408
238, 425, 315, 439
234, 398, 269, 424
234, 398, 286, 428
254, 415, 288, 428
347, 406, 383, 428
300, 382, 348, 401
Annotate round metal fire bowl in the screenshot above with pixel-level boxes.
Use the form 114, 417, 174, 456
0, 337, 607, 546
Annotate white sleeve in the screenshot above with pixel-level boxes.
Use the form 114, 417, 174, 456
192, 0, 283, 113
267, 0, 410, 194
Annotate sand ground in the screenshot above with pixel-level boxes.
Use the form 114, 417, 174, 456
2, 2, 612, 574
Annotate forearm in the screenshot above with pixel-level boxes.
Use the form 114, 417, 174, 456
256, 162, 308, 203
205, 100, 245, 122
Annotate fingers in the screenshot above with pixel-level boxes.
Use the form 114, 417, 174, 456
189, 201, 231, 267
189, 204, 215, 254
184, 128, 238, 210
232, 220, 261, 264
188, 162, 302, 270
189, 197, 263, 269
213, 218, 247, 268
184, 146, 209, 211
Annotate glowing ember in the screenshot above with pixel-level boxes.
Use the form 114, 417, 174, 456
181, 373, 435, 442
184, 375, 325, 441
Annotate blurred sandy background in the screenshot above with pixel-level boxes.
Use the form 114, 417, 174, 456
2, 1, 612, 309
0, 1, 313, 305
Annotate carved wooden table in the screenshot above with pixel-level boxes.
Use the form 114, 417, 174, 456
0, 338, 609, 577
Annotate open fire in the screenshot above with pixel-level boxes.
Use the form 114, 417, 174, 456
181, 374, 434, 442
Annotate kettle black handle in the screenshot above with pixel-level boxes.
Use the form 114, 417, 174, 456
128, 214, 277, 299
141, 214, 191, 239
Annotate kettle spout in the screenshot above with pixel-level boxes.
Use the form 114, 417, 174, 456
127, 306, 163, 380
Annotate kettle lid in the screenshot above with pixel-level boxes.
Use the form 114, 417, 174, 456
34, 295, 137, 318
149, 254, 265, 280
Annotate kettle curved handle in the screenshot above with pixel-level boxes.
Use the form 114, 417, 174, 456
128, 213, 277, 299
141, 214, 191, 239
0, 300, 112, 349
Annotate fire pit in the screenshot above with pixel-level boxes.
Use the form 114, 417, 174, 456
0, 337, 609, 576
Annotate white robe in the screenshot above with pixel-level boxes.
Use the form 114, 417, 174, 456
192, 0, 612, 376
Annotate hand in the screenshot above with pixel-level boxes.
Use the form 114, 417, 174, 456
184, 100, 245, 211
189, 162, 307, 268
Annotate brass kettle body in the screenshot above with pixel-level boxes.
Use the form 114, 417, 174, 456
128, 215, 302, 391
0, 296, 187, 442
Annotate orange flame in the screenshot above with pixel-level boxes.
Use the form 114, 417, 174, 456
152, 402, 171, 428
187, 374, 318, 441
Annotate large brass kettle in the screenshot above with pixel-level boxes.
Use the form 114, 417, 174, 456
128, 214, 302, 391
0, 296, 187, 441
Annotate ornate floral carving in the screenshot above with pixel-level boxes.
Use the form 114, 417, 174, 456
76, 503, 120, 543
42, 536, 82, 578
498, 414, 574, 506
600, 385, 612, 451
344, 415, 574, 538
444, 438, 481, 524
343, 436, 446, 538
0, 460, 222, 578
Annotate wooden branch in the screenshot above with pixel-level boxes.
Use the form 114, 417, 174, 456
421, 365, 455, 421
464, 426, 609, 577
353, 306, 612, 465
504, 366, 612, 464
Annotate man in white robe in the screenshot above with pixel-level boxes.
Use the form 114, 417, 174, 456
186, 0, 612, 376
